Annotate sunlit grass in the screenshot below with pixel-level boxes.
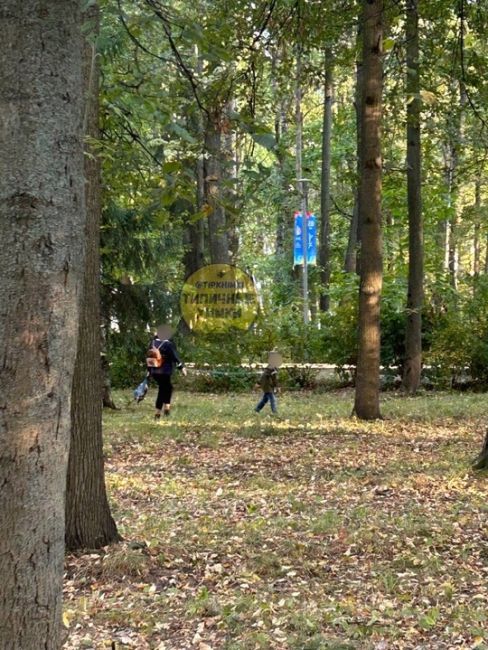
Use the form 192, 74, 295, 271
64, 389, 488, 650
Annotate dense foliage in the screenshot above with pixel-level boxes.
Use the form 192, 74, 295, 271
98, 0, 488, 388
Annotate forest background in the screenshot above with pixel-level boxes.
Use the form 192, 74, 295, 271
3, 2, 488, 648
99, 0, 488, 394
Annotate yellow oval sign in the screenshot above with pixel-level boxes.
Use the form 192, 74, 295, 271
180, 264, 258, 334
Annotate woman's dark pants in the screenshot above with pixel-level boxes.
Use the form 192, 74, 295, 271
154, 374, 173, 409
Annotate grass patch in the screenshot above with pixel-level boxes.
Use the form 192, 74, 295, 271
64, 390, 488, 650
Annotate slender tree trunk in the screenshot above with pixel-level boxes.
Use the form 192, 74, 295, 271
66, 4, 120, 551
0, 2, 84, 646
345, 45, 363, 274
295, 33, 310, 322
447, 81, 467, 289
319, 50, 333, 312
183, 149, 205, 277
183, 219, 205, 276
272, 48, 288, 256
183, 48, 206, 276
225, 100, 239, 261
485, 232, 488, 275
473, 178, 481, 277
204, 111, 230, 264
402, 0, 424, 394
354, 0, 383, 420
441, 161, 452, 274
295, 45, 303, 194
275, 96, 290, 256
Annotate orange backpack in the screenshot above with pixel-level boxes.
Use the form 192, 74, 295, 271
146, 342, 164, 368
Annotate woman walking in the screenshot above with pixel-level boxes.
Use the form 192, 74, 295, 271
147, 325, 186, 419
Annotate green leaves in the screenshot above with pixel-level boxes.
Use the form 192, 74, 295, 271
251, 131, 276, 151
168, 123, 197, 145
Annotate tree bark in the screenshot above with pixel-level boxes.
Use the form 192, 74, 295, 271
0, 2, 85, 647
183, 152, 205, 276
402, 0, 424, 395
354, 0, 383, 420
204, 111, 230, 264
319, 50, 333, 312
66, 4, 120, 552
225, 99, 239, 261
472, 429, 488, 470
102, 351, 118, 410
183, 50, 206, 277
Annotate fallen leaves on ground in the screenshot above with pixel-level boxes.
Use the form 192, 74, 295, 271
64, 391, 488, 650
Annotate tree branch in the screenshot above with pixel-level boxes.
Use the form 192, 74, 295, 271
144, 0, 209, 117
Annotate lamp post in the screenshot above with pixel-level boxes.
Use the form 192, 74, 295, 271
299, 177, 310, 324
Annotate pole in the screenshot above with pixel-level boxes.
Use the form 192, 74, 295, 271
301, 178, 309, 324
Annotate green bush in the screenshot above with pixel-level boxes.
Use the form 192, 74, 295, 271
178, 366, 257, 392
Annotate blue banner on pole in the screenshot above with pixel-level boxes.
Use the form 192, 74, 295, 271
293, 212, 304, 265
307, 213, 317, 265
293, 212, 317, 266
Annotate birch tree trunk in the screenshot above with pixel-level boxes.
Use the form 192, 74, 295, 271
0, 1, 85, 646
402, 0, 424, 394
66, 3, 120, 551
354, 0, 384, 420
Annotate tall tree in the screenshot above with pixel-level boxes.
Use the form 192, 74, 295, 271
205, 111, 231, 264
473, 177, 481, 277
0, 1, 84, 646
354, 0, 384, 420
66, 3, 120, 551
319, 49, 333, 312
402, 0, 424, 394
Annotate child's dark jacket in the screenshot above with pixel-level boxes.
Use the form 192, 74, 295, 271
259, 367, 278, 392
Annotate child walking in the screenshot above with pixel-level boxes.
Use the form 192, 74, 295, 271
255, 351, 282, 414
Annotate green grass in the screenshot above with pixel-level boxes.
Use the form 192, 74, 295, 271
64, 389, 488, 650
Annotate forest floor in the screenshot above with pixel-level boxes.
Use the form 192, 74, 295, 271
64, 390, 488, 650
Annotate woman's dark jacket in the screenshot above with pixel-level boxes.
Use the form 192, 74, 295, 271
147, 338, 184, 376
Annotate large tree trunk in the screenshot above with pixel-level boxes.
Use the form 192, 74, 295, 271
66, 4, 120, 551
354, 0, 384, 420
402, 0, 424, 395
0, 2, 84, 647
319, 50, 333, 312
205, 112, 230, 264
